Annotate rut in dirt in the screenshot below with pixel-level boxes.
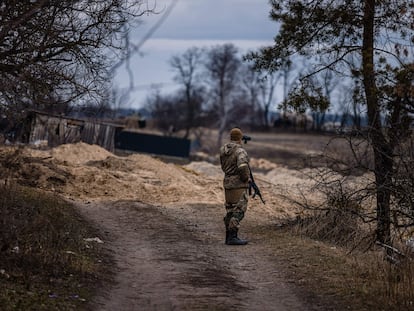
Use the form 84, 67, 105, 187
78, 200, 319, 311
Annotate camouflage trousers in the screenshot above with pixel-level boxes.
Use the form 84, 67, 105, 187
223, 188, 248, 231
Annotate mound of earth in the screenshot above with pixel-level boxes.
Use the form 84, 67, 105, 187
1, 142, 321, 221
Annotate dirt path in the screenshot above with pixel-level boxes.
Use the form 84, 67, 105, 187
77, 200, 319, 311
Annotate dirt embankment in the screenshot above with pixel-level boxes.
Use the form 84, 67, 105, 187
5, 142, 319, 213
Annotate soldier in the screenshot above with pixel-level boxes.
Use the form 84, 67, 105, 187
220, 127, 250, 245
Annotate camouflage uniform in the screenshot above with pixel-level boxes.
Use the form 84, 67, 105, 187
220, 131, 250, 245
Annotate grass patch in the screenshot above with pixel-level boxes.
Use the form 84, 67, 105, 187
253, 224, 414, 311
0, 183, 112, 310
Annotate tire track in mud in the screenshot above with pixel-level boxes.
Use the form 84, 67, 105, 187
77, 200, 313, 311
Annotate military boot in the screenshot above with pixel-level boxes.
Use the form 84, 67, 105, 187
225, 230, 230, 244
224, 216, 231, 244
226, 229, 248, 245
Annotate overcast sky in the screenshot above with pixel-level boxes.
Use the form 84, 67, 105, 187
113, 0, 277, 109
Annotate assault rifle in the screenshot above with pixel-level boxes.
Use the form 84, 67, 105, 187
248, 164, 265, 204
241, 134, 265, 204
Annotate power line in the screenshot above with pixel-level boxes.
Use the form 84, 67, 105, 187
120, 82, 178, 91
112, 0, 179, 90
130, 0, 179, 56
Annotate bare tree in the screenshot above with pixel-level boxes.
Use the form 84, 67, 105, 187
275, 59, 304, 127
204, 43, 242, 148
0, 1, 153, 120
148, 93, 182, 135
239, 64, 261, 126
170, 47, 205, 139
241, 65, 279, 129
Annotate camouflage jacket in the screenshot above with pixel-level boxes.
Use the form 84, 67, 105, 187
219, 142, 250, 190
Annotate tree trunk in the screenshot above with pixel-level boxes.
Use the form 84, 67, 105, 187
183, 86, 192, 139
217, 87, 227, 150
362, 0, 392, 245
264, 106, 269, 129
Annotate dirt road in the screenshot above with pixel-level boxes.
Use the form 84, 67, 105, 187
77, 200, 319, 311
7, 142, 331, 310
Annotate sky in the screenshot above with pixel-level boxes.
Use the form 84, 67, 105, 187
112, 0, 277, 109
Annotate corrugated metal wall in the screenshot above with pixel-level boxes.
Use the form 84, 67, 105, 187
115, 130, 191, 158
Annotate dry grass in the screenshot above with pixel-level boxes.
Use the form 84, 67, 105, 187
0, 183, 112, 310
271, 190, 414, 310
253, 224, 414, 311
